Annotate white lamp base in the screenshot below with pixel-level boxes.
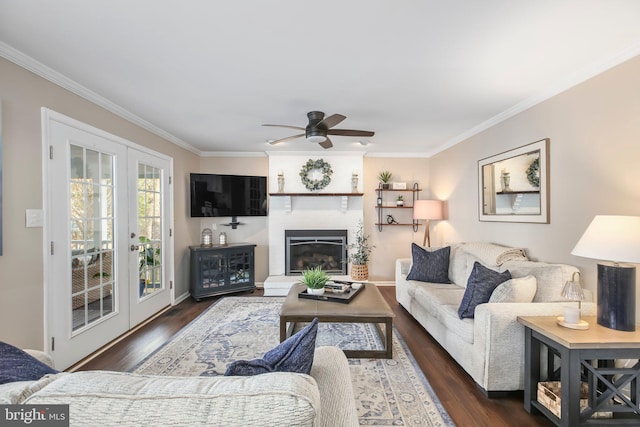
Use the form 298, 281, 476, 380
556, 316, 589, 330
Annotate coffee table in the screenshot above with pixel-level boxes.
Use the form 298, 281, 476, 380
280, 283, 395, 359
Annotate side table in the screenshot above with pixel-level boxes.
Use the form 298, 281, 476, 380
518, 316, 640, 426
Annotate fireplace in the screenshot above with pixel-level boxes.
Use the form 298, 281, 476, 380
285, 229, 348, 275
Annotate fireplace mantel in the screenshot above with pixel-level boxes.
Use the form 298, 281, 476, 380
269, 193, 363, 213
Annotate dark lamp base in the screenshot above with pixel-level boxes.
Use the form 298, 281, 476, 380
597, 263, 636, 331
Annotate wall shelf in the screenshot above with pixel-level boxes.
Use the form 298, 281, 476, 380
374, 223, 421, 227
375, 183, 420, 231
269, 192, 363, 197
269, 192, 363, 213
496, 190, 540, 195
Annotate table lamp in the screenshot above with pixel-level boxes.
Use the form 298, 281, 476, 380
558, 271, 589, 329
413, 200, 443, 247
571, 215, 640, 331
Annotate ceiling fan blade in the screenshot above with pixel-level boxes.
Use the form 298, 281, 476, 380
268, 133, 305, 145
262, 124, 305, 131
327, 129, 375, 137
318, 114, 346, 129
319, 138, 333, 149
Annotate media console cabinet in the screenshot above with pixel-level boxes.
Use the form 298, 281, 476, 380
189, 243, 256, 300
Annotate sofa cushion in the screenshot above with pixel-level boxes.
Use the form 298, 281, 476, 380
489, 275, 537, 303
25, 370, 321, 426
414, 283, 465, 317
225, 318, 318, 376
439, 305, 475, 344
503, 261, 578, 302
0, 342, 59, 385
406, 244, 450, 283
458, 262, 512, 318
448, 244, 470, 287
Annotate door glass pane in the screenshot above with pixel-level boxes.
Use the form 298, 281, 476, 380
138, 163, 163, 298
69, 144, 116, 332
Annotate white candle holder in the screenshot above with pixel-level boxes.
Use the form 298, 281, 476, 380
277, 173, 285, 193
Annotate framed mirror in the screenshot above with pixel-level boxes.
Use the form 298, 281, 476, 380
478, 139, 549, 223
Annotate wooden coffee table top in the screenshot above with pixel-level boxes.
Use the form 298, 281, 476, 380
280, 283, 394, 319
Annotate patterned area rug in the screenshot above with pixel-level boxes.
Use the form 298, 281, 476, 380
133, 297, 455, 426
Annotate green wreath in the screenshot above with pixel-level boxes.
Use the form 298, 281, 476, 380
526, 158, 540, 187
299, 158, 333, 191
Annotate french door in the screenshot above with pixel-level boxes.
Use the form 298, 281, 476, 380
44, 111, 172, 370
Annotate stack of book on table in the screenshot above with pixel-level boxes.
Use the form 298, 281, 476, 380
325, 280, 365, 294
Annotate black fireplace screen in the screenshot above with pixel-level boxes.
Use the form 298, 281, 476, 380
285, 229, 348, 275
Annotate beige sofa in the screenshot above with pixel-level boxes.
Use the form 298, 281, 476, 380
396, 242, 595, 395
1, 347, 358, 427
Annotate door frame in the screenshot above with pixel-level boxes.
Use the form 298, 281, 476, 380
41, 108, 175, 362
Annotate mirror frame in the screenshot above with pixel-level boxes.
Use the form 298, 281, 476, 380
478, 138, 549, 223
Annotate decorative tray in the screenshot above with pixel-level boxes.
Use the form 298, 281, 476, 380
298, 282, 364, 304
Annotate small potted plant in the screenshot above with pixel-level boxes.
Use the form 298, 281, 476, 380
300, 266, 330, 295
378, 170, 393, 189
348, 221, 375, 281
396, 195, 404, 206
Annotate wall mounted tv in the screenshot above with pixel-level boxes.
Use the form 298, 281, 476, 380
190, 173, 268, 218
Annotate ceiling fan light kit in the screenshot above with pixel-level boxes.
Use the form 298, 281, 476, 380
306, 134, 327, 143
263, 111, 375, 149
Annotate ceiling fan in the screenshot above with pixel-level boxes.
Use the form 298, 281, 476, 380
263, 111, 375, 149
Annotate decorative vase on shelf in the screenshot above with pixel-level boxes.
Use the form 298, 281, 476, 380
277, 173, 285, 193
351, 173, 359, 193
500, 169, 511, 192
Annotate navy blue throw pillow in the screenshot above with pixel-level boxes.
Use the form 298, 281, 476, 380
0, 341, 59, 385
406, 244, 450, 283
458, 262, 512, 319
224, 318, 318, 376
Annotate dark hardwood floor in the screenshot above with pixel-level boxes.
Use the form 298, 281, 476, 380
78, 287, 552, 427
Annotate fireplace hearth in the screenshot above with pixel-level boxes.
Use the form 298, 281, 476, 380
285, 229, 348, 275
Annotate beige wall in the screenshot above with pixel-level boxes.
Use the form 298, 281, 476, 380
429, 56, 640, 320
0, 58, 201, 350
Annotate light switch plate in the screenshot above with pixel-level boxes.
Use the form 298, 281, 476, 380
26, 209, 44, 228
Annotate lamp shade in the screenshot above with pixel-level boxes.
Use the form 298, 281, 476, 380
571, 215, 640, 263
413, 200, 443, 220
561, 272, 585, 302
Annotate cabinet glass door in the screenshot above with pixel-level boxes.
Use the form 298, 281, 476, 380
227, 249, 252, 286
199, 252, 226, 289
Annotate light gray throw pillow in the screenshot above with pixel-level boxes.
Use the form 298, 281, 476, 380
488, 275, 537, 303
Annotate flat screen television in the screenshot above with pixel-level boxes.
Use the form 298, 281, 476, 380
190, 173, 268, 218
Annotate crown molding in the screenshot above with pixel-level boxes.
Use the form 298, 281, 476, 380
200, 151, 268, 158
364, 151, 431, 158
265, 151, 365, 157
438, 42, 640, 155
0, 42, 202, 156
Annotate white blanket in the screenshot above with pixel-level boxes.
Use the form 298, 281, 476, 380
459, 242, 528, 266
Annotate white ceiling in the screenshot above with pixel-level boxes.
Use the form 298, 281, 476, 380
1, 1, 640, 156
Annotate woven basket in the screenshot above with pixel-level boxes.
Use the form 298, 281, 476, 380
351, 264, 368, 281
